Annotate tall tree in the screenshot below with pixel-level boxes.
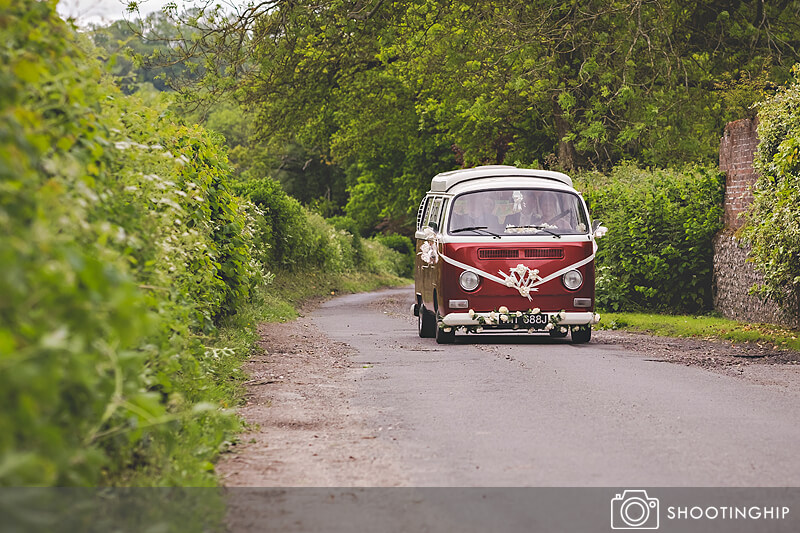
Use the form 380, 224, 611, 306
135, 0, 800, 230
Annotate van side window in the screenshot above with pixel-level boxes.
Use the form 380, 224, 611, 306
426, 197, 443, 231
437, 198, 449, 230
417, 197, 429, 230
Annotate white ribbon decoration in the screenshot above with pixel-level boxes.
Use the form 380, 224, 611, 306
511, 190, 524, 213
418, 228, 598, 300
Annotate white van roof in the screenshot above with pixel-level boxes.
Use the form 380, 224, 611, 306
430, 165, 573, 192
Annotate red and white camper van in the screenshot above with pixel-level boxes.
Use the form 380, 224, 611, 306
413, 165, 605, 344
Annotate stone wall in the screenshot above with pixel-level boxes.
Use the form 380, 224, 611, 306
713, 118, 799, 327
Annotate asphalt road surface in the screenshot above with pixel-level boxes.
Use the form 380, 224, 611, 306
312, 286, 800, 487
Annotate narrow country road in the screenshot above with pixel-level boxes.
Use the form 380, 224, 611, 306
310, 287, 800, 487
220, 286, 800, 532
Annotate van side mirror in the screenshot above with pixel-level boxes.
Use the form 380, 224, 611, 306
592, 221, 608, 238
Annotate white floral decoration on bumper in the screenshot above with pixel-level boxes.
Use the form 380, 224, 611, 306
499, 263, 544, 300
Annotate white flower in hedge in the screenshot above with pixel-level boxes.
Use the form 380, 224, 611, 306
528, 328, 535, 334
500, 314, 509, 323
443, 327, 452, 333
531, 307, 541, 314
558, 310, 566, 320
592, 313, 601, 324
515, 311, 522, 317
560, 326, 568, 334
545, 323, 554, 331
498, 306, 509, 314
468, 309, 476, 318
476, 326, 483, 333
488, 311, 497, 323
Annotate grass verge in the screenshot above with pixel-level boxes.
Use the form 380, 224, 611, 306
597, 312, 800, 351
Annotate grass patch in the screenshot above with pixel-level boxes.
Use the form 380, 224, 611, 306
597, 312, 800, 351
261, 270, 412, 322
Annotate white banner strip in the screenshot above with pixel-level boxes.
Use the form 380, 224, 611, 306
433, 239, 597, 293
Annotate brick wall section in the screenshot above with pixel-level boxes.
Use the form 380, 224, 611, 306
719, 118, 759, 229
713, 118, 799, 327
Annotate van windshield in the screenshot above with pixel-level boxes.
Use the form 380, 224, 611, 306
448, 189, 589, 236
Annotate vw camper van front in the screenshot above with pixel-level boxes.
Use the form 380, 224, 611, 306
414, 165, 604, 344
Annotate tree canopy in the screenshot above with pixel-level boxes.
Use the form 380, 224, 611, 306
129, 0, 800, 232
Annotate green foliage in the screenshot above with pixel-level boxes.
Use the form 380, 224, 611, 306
577, 165, 725, 312
1, 0, 423, 487
235, 176, 407, 274
233, 176, 312, 269
742, 65, 800, 314
0, 0, 254, 486
87, 13, 195, 94
131, 0, 798, 224
372, 234, 415, 278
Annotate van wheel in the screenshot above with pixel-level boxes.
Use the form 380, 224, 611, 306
418, 305, 436, 338
571, 326, 592, 344
435, 320, 456, 344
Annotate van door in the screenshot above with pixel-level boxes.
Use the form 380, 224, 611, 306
415, 195, 446, 310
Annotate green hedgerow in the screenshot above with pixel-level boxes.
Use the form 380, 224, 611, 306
575, 164, 724, 312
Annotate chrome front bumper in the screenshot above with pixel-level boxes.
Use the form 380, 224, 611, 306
441, 311, 599, 327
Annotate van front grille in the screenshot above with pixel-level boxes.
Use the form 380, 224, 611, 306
524, 248, 564, 259
478, 249, 519, 259
478, 248, 565, 260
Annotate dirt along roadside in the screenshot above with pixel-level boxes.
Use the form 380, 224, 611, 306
216, 295, 409, 487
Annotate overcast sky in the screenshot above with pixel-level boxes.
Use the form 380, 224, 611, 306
57, 0, 179, 26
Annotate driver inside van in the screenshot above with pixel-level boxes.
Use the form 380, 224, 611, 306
450, 193, 502, 232
536, 191, 575, 229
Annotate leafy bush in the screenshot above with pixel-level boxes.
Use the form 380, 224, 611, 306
373, 234, 415, 278
742, 65, 800, 314
234, 176, 312, 270
236, 178, 406, 276
1, 0, 407, 487
0, 1, 252, 486
362, 239, 409, 277
327, 215, 366, 267
576, 164, 724, 312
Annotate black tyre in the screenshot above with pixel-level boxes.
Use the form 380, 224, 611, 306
435, 320, 456, 344
418, 305, 436, 338
571, 325, 592, 344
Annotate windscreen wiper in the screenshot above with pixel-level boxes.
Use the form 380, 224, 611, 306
450, 226, 501, 239
507, 225, 561, 238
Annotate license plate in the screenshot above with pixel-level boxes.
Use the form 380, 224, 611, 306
510, 313, 550, 329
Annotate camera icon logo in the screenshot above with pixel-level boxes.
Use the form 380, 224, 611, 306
611, 490, 660, 529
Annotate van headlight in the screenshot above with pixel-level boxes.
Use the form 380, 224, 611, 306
562, 269, 583, 290
459, 270, 480, 291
